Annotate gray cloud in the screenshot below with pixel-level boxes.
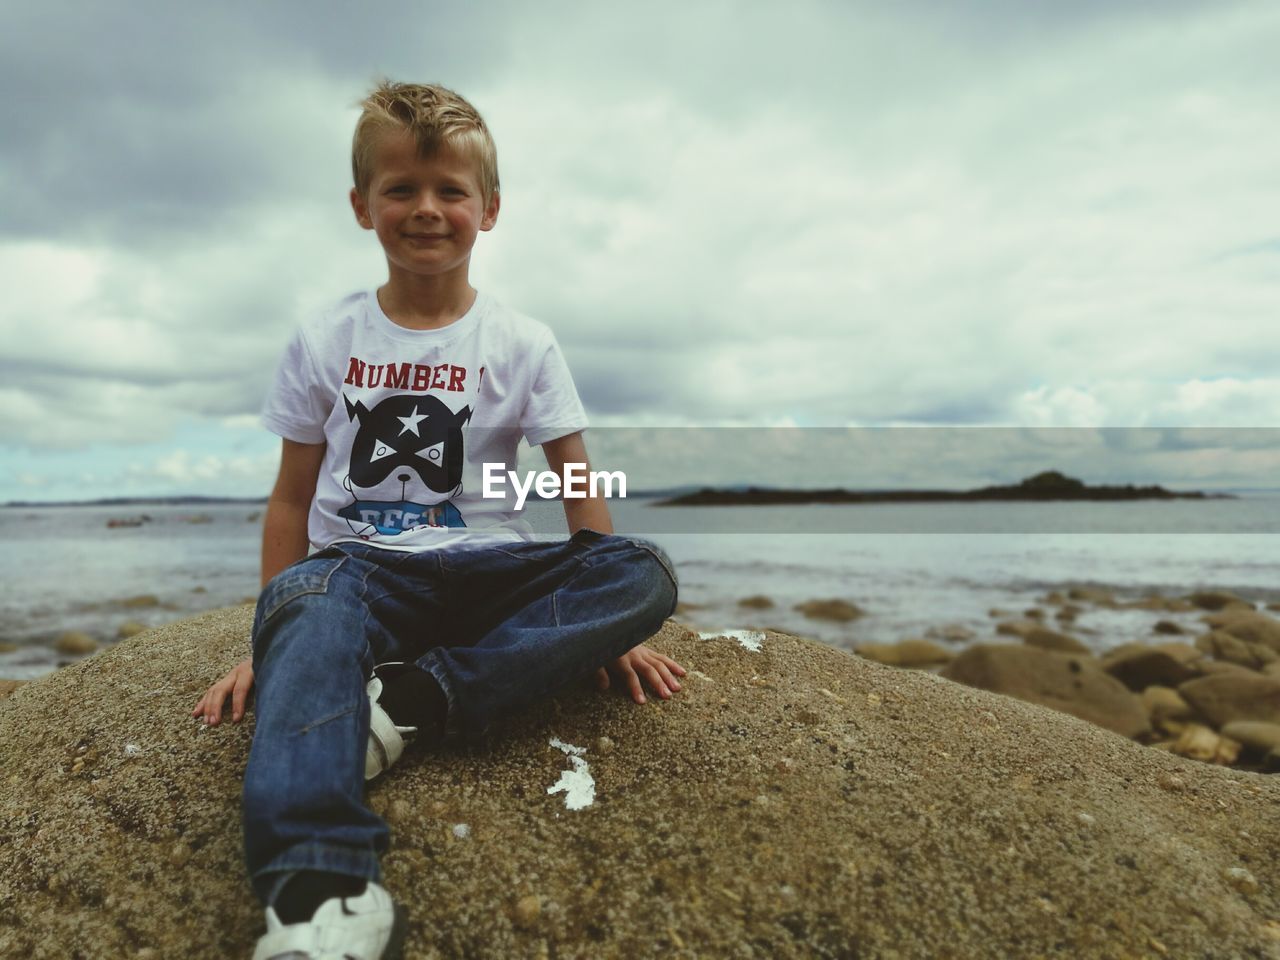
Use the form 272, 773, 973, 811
3, 0, 1279, 479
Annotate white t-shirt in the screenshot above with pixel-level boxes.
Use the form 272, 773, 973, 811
261, 289, 588, 553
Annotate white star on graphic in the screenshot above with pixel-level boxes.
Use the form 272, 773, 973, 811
397, 406, 428, 436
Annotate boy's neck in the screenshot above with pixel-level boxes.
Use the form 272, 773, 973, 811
377, 269, 478, 331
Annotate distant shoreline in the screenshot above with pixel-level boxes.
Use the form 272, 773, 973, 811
657, 471, 1234, 507
2, 496, 269, 509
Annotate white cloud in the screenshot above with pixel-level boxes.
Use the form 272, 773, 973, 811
2, 0, 1278, 495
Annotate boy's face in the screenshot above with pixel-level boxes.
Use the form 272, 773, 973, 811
350, 131, 499, 282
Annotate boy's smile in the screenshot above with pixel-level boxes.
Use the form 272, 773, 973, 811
350, 131, 499, 285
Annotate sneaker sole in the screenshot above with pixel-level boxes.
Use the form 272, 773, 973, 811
382, 902, 409, 960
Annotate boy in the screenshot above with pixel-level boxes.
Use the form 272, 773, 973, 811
190, 82, 682, 960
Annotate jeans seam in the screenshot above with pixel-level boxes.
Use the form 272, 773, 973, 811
299, 703, 357, 735
259, 556, 349, 626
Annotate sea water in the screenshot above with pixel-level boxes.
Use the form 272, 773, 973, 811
1, 495, 1277, 678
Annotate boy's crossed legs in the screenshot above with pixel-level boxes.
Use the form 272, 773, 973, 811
242, 529, 678, 927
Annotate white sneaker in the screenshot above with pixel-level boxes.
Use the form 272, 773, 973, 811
365, 667, 417, 782
252, 880, 406, 960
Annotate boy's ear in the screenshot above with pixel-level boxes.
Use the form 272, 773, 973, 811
350, 188, 374, 230
480, 191, 500, 232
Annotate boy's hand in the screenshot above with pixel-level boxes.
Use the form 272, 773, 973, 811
191, 657, 254, 725
595, 644, 686, 704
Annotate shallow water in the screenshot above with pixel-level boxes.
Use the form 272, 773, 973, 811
2, 496, 1277, 678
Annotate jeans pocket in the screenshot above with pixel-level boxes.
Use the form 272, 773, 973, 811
256, 556, 349, 629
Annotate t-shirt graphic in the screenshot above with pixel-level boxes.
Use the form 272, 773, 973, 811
261, 290, 588, 554
337, 392, 474, 536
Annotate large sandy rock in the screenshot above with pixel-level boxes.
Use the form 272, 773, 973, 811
0, 609, 1277, 958
940, 643, 1151, 738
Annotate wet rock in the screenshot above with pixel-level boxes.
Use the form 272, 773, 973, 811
854, 639, 953, 668
119, 595, 162, 610
995, 620, 1040, 640
54, 632, 97, 656
1020, 626, 1090, 655
1023, 608, 1046, 621
1102, 645, 1200, 691
1186, 591, 1254, 612
737, 595, 775, 610
1153, 621, 1184, 636
1140, 686, 1195, 727
1054, 604, 1083, 622
1067, 586, 1115, 605
792, 599, 863, 622
1195, 631, 1272, 670
940, 644, 1150, 738
1178, 673, 1280, 726
1202, 611, 1280, 654
1171, 725, 1241, 765
926, 624, 975, 643
117, 621, 148, 640
0, 641, 16, 653
1192, 659, 1256, 677
1219, 721, 1280, 755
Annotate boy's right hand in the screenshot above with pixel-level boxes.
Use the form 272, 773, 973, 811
191, 657, 254, 725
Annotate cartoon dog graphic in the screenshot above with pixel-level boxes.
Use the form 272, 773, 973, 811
338, 393, 472, 537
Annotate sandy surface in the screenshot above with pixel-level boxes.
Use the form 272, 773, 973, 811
0, 606, 1277, 958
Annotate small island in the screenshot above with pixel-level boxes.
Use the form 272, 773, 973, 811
656, 471, 1227, 506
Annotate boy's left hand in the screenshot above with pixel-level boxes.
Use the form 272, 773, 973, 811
595, 644, 686, 704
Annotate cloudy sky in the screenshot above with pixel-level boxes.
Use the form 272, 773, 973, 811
3, 0, 1279, 501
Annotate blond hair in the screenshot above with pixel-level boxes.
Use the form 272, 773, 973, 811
352, 81, 499, 204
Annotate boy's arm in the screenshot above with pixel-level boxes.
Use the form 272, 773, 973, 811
540, 431, 613, 535
261, 439, 327, 586
191, 439, 325, 725
541, 432, 685, 704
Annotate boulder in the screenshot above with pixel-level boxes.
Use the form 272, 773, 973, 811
54, 632, 97, 656
1203, 611, 1280, 654
737, 595, 775, 610
939, 644, 1149, 738
792, 599, 863, 622
1, 610, 1277, 958
1196, 631, 1272, 670
854, 639, 953, 668
1140, 686, 1195, 725
1170, 724, 1241, 766
1186, 591, 1254, 612
1153, 620, 1184, 636
1066, 586, 1114, 605
1179, 673, 1280, 727
1102, 646, 1200, 692
1020, 626, 1091, 655
117, 621, 148, 640
1220, 721, 1280, 755
995, 620, 1039, 640
118, 594, 162, 610
925, 624, 974, 643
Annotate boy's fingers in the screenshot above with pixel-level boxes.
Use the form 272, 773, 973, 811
595, 667, 610, 691
642, 663, 672, 699
624, 667, 645, 704
656, 663, 681, 692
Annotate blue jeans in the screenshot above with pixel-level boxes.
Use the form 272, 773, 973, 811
242, 529, 678, 905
